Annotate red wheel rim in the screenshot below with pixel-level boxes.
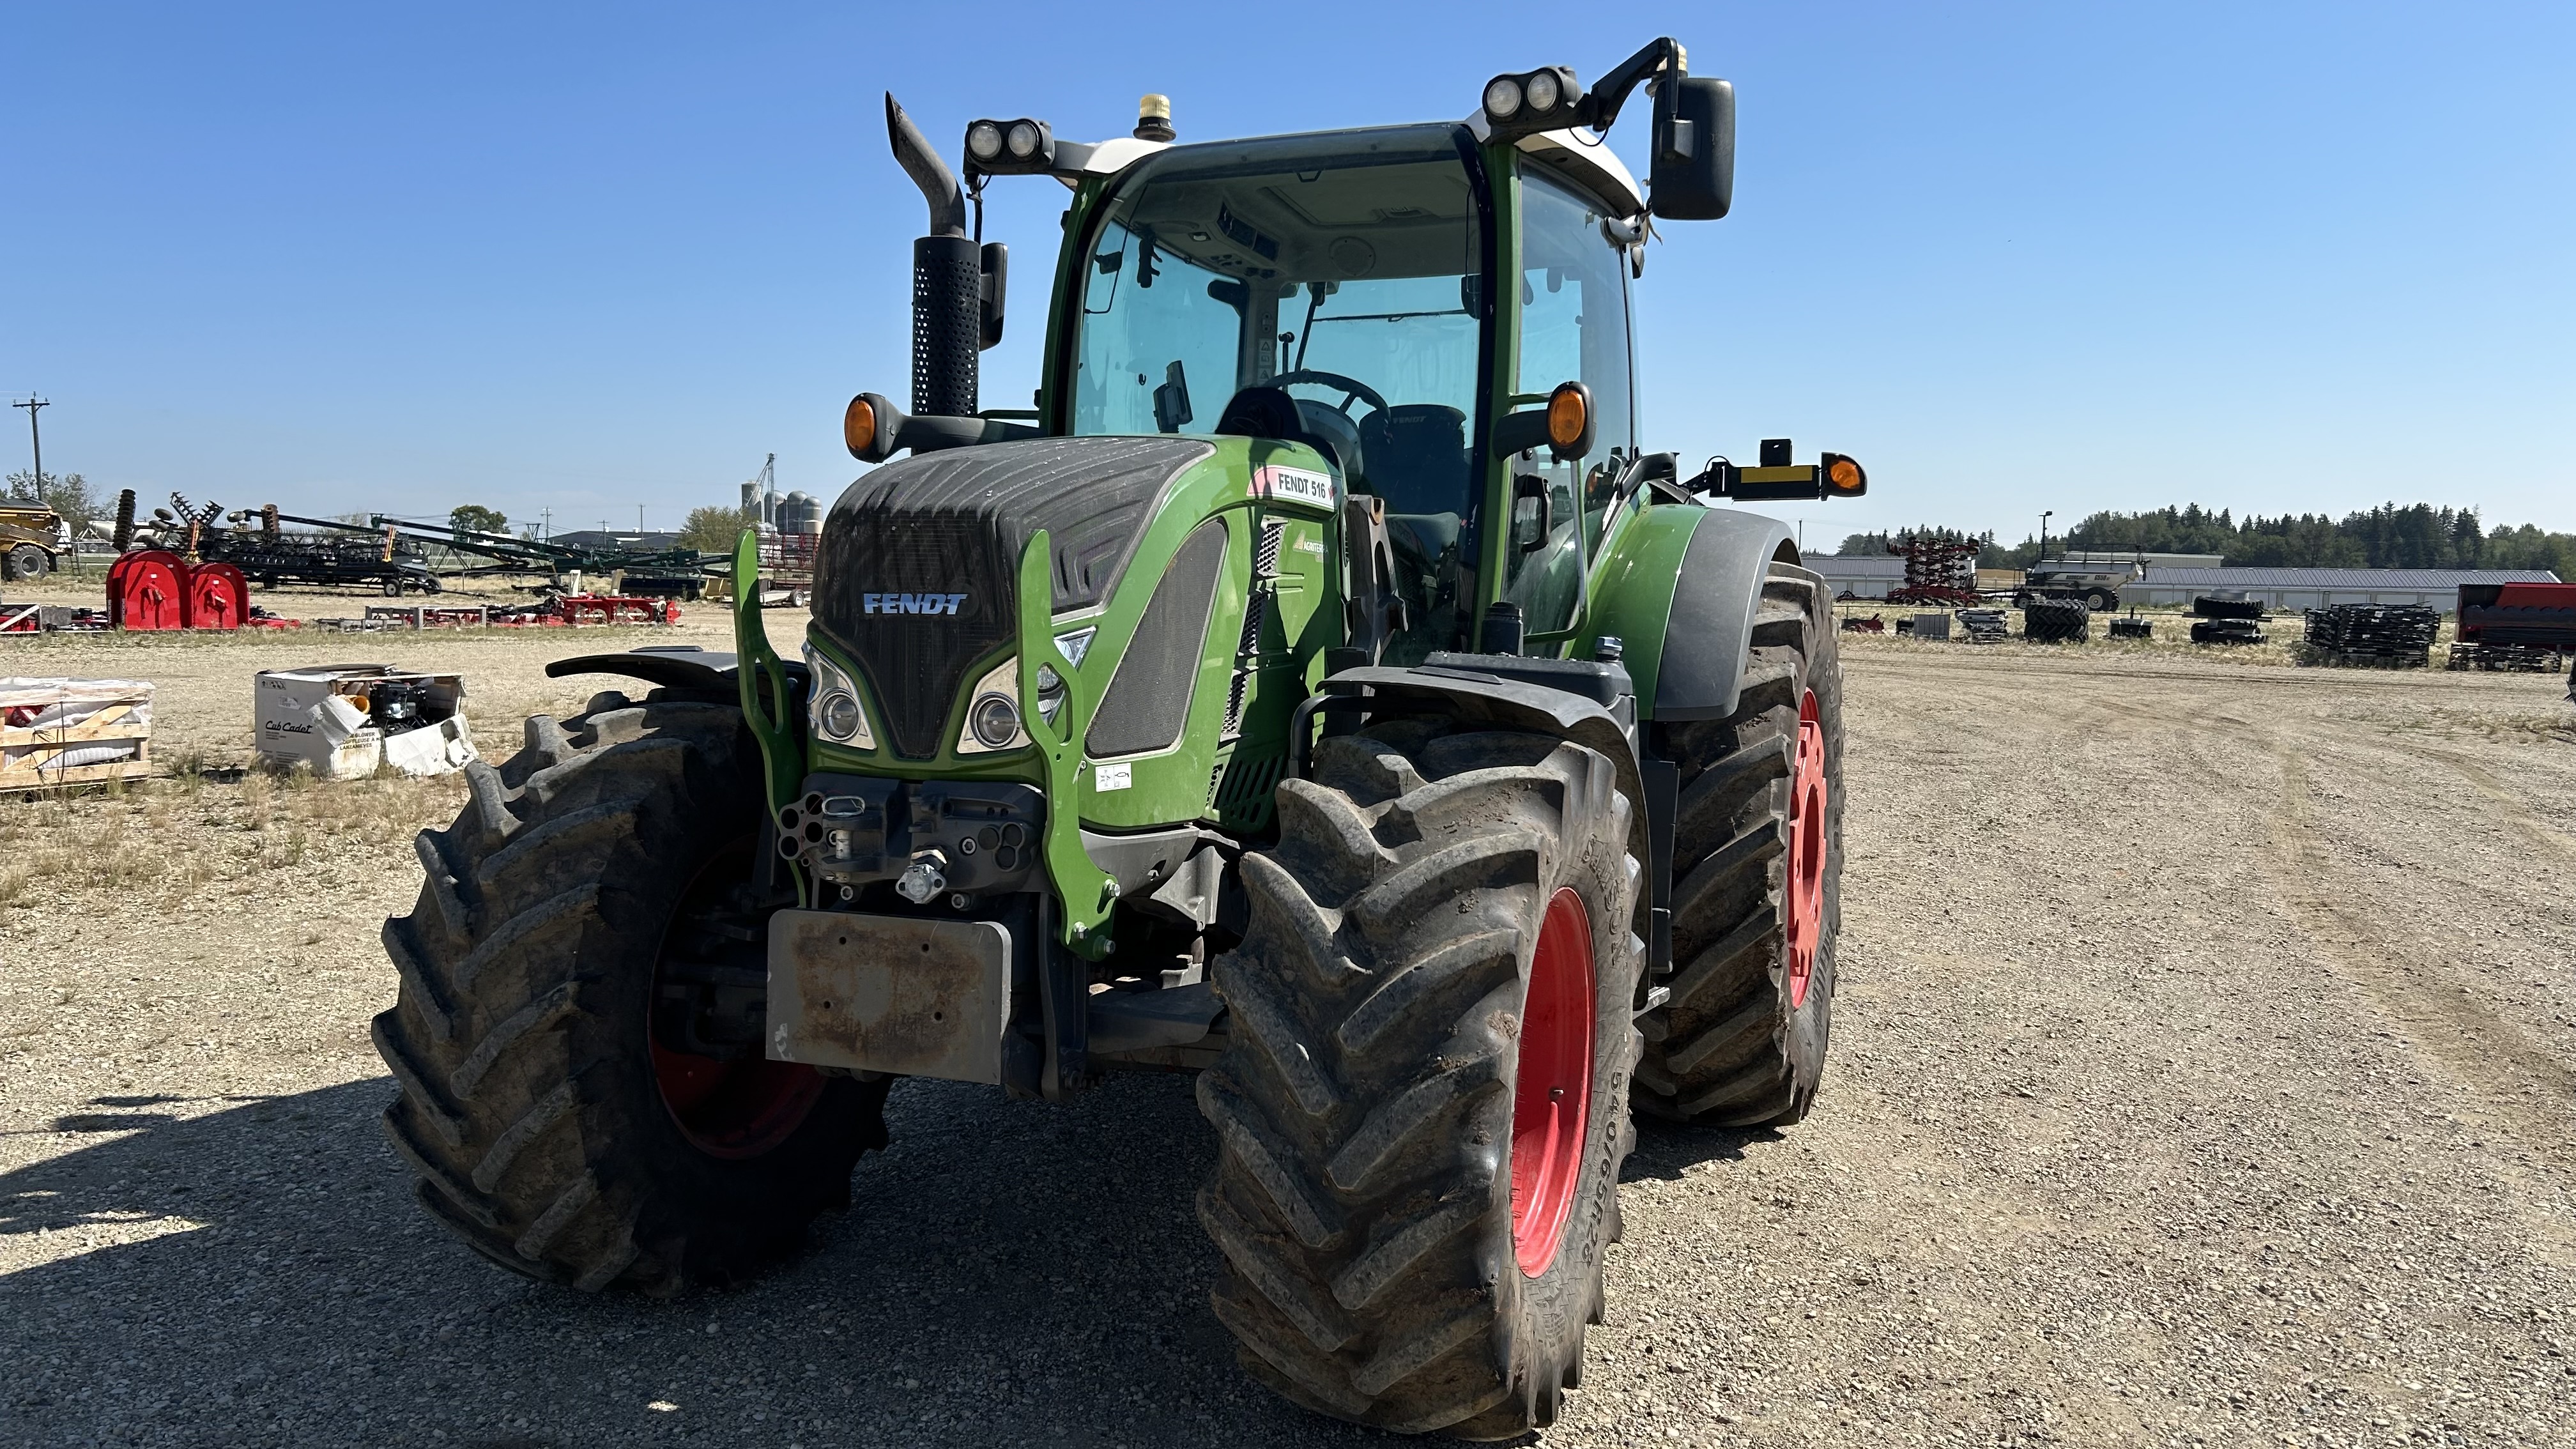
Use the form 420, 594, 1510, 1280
1510, 887, 1595, 1279
1784, 689, 1828, 1011
649, 847, 827, 1159
650, 1042, 825, 1160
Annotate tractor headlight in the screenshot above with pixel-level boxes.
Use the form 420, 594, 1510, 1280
802, 642, 875, 749
1006, 121, 1042, 158
1483, 76, 1524, 120
819, 691, 862, 740
1035, 663, 1066, 725
969, 693, 1022, 749
967, 121, 1004, 163
956, 657, 1031, 754
1524, 69, 1561, 113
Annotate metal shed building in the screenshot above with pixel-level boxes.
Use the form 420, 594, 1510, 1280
2126, 567, 2561, 612
1805, 555, 1908, 599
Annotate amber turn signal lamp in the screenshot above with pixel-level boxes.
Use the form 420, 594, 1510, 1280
1545, 380, 1597, 459
1821, 452, 1867, 497
1546, 383, 1589, 450
843, 394, 877, 460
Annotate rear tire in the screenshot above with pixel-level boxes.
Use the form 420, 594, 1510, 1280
373, 691, 887, 1293
1635, 562, 1844, 1126
1198, 723, 1643, 1437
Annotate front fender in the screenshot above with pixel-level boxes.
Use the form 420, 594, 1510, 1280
1578, 505, 1796, 721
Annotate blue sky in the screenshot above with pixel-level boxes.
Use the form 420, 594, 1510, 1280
4, 2, 2569, 546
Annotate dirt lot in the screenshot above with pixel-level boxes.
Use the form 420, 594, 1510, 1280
4, 607, 2573, 1448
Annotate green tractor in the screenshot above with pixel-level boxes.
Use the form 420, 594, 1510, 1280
375, 36, 1863, 1438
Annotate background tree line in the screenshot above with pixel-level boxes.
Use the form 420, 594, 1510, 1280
1839, 503, 2576, 576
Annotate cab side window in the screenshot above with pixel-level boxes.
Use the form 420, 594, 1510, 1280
1505, 169, 1638, 636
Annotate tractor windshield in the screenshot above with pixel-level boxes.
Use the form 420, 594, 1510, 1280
1063, 125, 1490, 660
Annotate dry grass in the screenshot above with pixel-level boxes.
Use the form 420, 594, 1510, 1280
0, 767, 463, 922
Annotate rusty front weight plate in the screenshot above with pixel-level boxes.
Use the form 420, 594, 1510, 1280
765, 911, 1012, 1084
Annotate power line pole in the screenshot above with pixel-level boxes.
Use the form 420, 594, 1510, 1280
637, 504, 645, 534
540, 507, 553, 541
10, 397, 45, 499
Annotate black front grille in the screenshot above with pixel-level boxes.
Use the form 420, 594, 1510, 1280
813, 437, 1213, 759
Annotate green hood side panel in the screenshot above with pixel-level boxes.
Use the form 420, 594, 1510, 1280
1573, 503, 1703, 721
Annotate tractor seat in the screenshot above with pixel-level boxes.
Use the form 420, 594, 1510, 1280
1215, 386, 1365, 482
1356, 404, 1472, 519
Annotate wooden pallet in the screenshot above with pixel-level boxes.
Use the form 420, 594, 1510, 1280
0, 691, 154, 790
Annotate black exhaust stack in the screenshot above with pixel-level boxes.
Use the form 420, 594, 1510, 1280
886, 93, 979, 418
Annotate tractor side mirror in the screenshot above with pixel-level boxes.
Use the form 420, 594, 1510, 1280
1152, 360, 1193, 434
1512, 475, 1552, 554
1649, 77, 1735, 220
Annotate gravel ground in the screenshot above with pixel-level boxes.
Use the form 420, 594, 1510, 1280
4, 622, 2573, 1448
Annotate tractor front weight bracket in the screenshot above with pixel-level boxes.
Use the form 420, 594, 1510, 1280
1017, 530, 1116, 961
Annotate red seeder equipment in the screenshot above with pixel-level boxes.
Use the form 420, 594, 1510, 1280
1885, 535, 1982, 606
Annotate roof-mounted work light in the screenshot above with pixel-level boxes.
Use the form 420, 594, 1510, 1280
963, 117, 1054, 175
1480, 65, 1586, 139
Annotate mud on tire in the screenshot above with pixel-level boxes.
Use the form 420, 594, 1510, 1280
1197, 722, 1644, 1438
373, 691, 888, 1293
1635, 562, 1846, 1127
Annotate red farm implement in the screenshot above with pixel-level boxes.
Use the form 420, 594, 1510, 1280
2450, 582, 2576, 671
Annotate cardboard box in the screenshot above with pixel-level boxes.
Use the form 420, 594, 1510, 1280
254, 664, 477, 779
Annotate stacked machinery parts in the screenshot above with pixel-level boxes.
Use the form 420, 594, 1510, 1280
2021, 597, 2092, 643
2449, 582, 2576, 671
2191, 617, 2267, 645
1885, 533, 1982, 606
1955, 607, 2010, 642
2303, 604, 2437, 668
2108, 613, 2152, 640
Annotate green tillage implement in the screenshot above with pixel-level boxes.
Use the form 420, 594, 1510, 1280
378, 35, 1869, 1439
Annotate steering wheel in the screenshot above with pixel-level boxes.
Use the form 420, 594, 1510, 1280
1269, 369, 1388, 417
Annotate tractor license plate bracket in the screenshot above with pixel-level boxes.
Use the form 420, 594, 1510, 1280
766, 910, 1012, 1084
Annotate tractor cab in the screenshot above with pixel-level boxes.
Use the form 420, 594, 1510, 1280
1049, 121, 1642, 664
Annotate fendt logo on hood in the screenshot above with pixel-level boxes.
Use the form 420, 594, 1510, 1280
860, 592, 969, 617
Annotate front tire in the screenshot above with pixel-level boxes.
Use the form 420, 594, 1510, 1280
1197, 723, 1643, 1437
373, 692, 887, 1292
6, 544, 47, 581
1635, 562, 1845, 1126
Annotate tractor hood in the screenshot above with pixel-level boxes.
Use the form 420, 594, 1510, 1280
813, 436, 1215, 759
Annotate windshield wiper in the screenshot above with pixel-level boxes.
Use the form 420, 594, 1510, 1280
1307, 309, 1472, 325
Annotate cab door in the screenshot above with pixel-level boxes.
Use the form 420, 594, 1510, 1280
1500, 167, 1639, 649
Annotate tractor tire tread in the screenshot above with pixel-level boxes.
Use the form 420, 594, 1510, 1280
1199, 724, 1641, 1436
